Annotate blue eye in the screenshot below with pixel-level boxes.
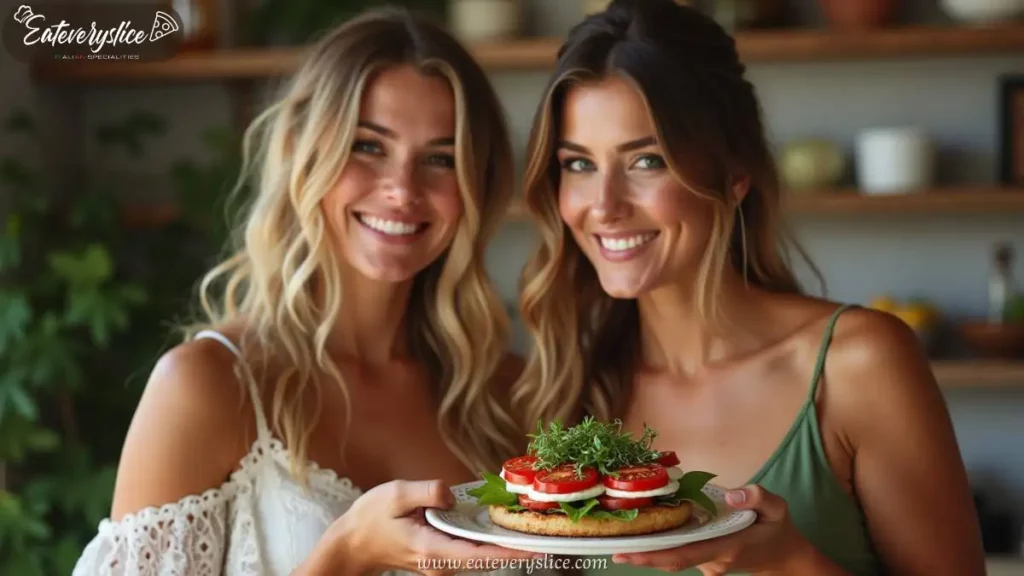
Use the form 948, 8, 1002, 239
561, 158, 595, 173
425, 154, 456, 169
352, 140, 382, 155
633, 154, 666, 169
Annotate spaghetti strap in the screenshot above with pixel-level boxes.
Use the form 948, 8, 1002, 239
194, 329, 272, 446
807, 304, 858, 402
194, 329, 243, 359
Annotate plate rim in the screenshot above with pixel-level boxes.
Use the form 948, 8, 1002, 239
425, 479, 756, 549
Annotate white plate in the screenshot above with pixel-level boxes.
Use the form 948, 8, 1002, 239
425, 480, 757, 555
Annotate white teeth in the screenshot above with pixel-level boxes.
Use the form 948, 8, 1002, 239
599, 233, 655, 252
358, 214, 422, 236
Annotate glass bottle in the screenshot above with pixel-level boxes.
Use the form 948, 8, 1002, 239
988, 242, 1014, 324
171, 0, 219, 51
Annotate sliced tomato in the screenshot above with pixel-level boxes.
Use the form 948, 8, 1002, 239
518, 494, 560, 511
656, 450, 680, 467
502, 455, 539, 485
598, 495, 655, 510
533, 465, 599, 494
604, 463, 669, 492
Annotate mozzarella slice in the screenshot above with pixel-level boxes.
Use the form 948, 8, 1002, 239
526, 483, 605, 502
499, 469, 532, 494
666, 466, 684, 481
604, 479, 679, 499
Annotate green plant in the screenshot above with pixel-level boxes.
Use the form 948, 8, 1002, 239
248, 0, 448, 45
170, 125, 250, 248
0, 108, 235, 575
1006, 293, 1024, 323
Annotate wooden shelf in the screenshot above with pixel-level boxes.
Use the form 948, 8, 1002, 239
735, 24, 1024, 62
122, 187, 1024, 227
119, 204, 1024, 389
784, 187, 1024, 215
510, 188, 1024, 220
33, 24, 1024, 83
933, 361, 1024, 388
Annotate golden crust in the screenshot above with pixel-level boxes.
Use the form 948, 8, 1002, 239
488, 503, 692, 537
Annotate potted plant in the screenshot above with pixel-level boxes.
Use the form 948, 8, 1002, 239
0, 108, 237, 574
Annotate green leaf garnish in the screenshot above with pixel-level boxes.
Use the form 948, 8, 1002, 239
656, 471, 718, 516
526, 416, 662, 477
590, 507, 640, 522
557, 498, 600, 522
466, 472, 518, 507
553, 499, 639, 522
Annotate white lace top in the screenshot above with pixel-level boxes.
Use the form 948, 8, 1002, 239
70, 331, 384, 575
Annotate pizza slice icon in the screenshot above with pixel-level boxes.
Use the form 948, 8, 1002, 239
150, 10, 179, 41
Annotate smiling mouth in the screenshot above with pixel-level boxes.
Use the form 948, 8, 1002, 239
594, 232, 659, 252
354, 212, 429, 237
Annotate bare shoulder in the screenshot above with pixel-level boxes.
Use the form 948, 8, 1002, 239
815, 305, 942, 432
829, 305, 925, 361
823, 306, 937, 405
818, 305, 985, 574
109, 335, 255, 520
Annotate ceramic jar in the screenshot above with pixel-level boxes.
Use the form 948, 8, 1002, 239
779, 138, 846, 191
450, 0, 521, 41
940, 0, 1024, 24
855, 127, 934, 194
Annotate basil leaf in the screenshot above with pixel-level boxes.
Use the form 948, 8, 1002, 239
590, 508, 640, 522
552, 498, 641, 523
467, 472, 518, 507
674, 471, 718, 516
558, 498, 601, 522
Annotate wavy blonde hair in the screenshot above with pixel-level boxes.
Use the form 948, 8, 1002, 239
187, 8, 521, 480
511, 0, 822, 430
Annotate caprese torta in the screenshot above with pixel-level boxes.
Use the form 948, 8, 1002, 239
466, 418, 718, 537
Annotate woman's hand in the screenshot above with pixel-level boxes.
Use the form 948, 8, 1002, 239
299, 478, 543, 576
611, 485, 848, 576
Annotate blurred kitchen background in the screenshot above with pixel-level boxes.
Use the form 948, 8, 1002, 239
1, 0, 1024, 573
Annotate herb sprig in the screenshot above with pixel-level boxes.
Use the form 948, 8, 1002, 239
526, 417, 663, 476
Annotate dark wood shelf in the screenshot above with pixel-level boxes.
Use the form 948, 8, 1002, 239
736, 23, 1024, 62
511, 187, 1024, 219
119, 201, 1024, 390
933, 361, 1024, 388
122, 187, 1024, 227
33, 24, 1024, 83
782, 187, 1024, 215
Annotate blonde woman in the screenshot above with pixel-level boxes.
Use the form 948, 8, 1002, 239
72, 8, 539, 576
511, 1, 985, 575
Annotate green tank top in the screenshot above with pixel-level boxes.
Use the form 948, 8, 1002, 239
585, 304, 881, 576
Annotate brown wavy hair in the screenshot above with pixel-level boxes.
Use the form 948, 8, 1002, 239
511, 0, 822, 430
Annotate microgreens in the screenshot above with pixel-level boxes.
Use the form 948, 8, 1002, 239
526, 416, 663, 476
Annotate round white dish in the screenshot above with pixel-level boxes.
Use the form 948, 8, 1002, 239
940, 0, 1024, 24
425, 480, 757, 555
